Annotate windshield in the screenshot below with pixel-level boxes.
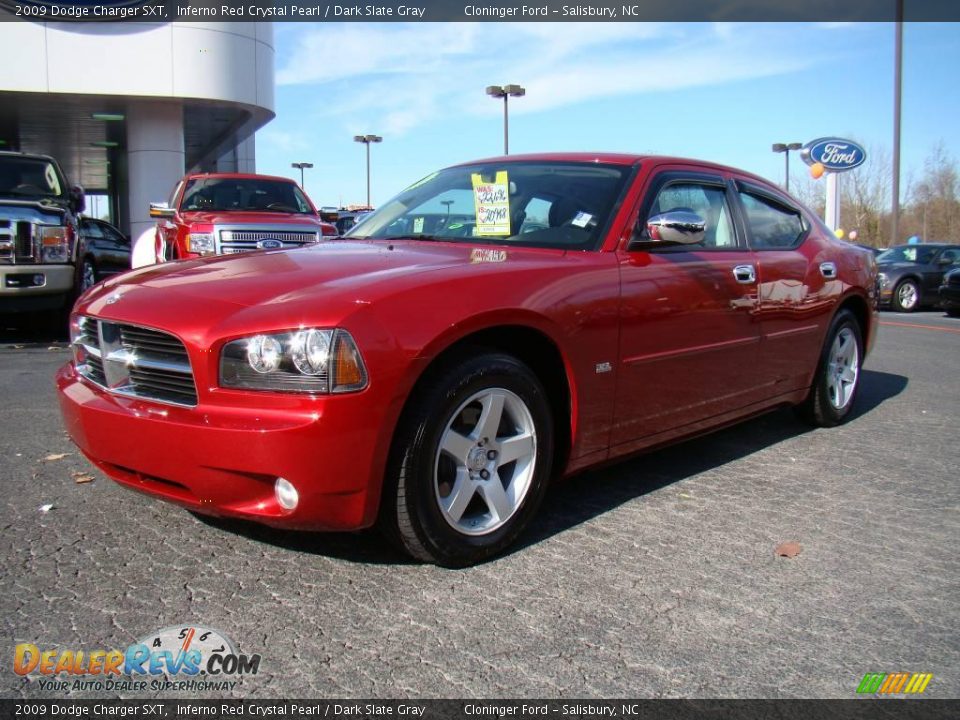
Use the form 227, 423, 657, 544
0, 157, 67, 201
347, 160, 633, 250
179, 178, 315, 214
877, 245, 938, 265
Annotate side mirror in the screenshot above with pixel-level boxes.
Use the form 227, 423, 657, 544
70, 185, 86, 214
631, 209, 706, 248
149, 202, 176, 220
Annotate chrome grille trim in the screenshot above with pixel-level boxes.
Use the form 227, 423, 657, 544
216, 226, 319, 254
0, 219, 40, 263
72, 317, 197, 407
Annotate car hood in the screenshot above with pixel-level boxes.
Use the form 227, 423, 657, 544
79, 240, 543, 337
178, 210, 323, 227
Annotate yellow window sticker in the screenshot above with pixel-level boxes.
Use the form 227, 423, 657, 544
471, 171, 511, 235
413, 216, 425, 234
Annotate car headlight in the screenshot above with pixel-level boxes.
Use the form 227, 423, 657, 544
219, 328, 367, 394
40, 225, 70, 263
187, 231, 215, 255
878, 272, 890, 288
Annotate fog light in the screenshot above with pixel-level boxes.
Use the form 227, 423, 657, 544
274, 477, 299, 510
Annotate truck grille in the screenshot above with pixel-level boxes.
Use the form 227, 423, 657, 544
217, 228, 318, 254
0, 220, 39, 263
72, 316, 197, 407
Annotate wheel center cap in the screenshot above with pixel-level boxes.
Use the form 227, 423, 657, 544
467, 447, 487, 471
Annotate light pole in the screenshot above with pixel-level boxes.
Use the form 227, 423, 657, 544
771, 143, 802, 193
486, 84, 525, 155
291, 162, 313, 190
353, 134, 382, 207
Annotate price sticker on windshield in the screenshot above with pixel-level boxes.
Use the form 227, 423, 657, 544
471, 171, 511, 235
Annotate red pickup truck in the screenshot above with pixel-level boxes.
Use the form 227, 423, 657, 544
147, 172, 336, 262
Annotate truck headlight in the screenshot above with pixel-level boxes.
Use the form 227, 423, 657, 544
40, 226, 70, 263
219, 328, 367, 394
187, 231, 215, 255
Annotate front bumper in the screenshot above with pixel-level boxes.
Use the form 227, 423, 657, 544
56, 362, 386, 531
0, 264, 73, 310
939, 284, 960, 309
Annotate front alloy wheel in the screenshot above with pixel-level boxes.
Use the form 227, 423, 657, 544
893, 279, 919, 312
435, 388, 537, 536
382, 352, 553, 567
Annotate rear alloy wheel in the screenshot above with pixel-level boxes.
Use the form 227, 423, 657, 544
382, 352, 553, 567
80, 258, 98, 292
796, 309, 863, 427
892, 279, 920, 312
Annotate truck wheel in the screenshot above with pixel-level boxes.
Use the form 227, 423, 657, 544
382, 352, 554, 567
796, 309, 863, 427
79, 258, 98, 292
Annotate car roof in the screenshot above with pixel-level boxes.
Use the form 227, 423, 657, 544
184, 172, 298, 183
452, 152, 776, 185
0, 150, 59, 162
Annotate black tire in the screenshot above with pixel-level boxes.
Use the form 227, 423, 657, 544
796, 309, 864, 427
380, 352, 554, 567
891, 279, 920, 312
79, 257, 98, 293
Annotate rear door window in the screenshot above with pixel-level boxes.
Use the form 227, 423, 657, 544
738, 190, 807, 250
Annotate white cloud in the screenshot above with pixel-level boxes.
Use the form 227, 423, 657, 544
275, 22, 831, 137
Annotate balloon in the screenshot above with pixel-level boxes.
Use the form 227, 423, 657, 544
835, 228, 845, 239
848, 230, 858, 241
810, 162, 825, 179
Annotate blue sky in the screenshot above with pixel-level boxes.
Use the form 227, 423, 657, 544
255, 22, 960, 209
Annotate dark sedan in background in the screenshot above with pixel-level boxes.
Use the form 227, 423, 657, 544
940, 268, 960, 317
877, 243, 960, 312
78, 217, 131, 292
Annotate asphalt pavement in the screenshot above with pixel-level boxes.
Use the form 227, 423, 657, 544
1, 310, 957, 699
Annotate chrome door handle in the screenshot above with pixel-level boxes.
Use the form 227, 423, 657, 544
733, 264, 756, 284
820, 261, 837, 279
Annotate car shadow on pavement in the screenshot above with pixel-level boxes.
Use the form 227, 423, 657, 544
0, 313, 70, 346
183, 369, 908, 566
516, 369, 907, 555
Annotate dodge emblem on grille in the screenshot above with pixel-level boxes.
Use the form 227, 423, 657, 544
257, 238, 283, 250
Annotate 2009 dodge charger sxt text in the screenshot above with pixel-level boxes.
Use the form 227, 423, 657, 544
57, 154, 879, 566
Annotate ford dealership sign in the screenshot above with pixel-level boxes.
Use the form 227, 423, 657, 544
802, 138, 867, 172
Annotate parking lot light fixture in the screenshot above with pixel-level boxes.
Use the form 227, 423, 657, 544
772, 142, 803, 193
486, 84, 525, 155
353, 135, 382, 208
291, 162, 314, 190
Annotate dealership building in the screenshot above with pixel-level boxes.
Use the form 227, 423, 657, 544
0, 21, 275, 240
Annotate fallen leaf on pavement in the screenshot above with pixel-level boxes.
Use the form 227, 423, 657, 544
39, 504, 53, 513
41, 453, 70, 462
776, 541, 802, 558
72, 472, 95, 484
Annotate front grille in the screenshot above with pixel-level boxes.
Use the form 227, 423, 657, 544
0, 219, 39, 263
218, 228, 318, 254
73, 317, 197, 407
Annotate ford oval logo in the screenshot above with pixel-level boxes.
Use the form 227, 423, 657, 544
257, 239, 283, 250
802, 137, 867, 173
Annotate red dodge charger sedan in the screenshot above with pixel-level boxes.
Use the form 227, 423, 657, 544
57, 154, 878, 566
